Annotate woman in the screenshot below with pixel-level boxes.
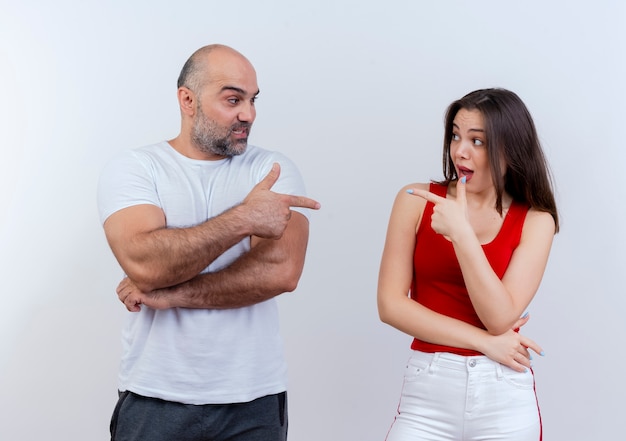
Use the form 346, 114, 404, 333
377, 88, 558, 440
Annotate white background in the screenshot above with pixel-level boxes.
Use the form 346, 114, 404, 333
1, 1, 624, 440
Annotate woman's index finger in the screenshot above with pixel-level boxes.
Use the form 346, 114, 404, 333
407, 188, 445, 204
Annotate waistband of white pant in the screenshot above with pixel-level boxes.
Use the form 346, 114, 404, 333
409, 349, 503, 373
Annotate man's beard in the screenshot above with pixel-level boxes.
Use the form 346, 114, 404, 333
191, 107, 251, 157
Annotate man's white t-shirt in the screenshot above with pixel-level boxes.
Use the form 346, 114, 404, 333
98, 141, 308, 405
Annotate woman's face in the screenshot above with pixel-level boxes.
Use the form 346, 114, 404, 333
449, 108, 494, 191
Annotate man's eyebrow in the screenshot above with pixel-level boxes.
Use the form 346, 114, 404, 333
221, 86, 260, 97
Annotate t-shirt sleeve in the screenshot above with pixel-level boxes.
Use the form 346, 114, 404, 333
97, 150, 161, 225
261, 152, 310, 220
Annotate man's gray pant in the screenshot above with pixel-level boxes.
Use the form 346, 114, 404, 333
110, 390, 288, 441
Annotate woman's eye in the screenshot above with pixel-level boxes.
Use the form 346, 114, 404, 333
473, 139, 484, 146
451, 134, 460, 141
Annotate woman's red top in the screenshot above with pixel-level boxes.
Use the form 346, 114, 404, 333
410, 182, 529, 355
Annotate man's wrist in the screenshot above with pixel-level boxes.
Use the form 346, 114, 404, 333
220, 204, 254, 238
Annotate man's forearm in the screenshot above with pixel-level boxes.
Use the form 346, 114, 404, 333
154, 246, 299, 308
123, 205, 253, 291
144, 215, 309, 309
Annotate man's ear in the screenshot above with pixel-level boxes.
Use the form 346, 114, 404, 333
178, 87, 196, 117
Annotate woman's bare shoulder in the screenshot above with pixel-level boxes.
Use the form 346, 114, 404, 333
523, 208, 557, 236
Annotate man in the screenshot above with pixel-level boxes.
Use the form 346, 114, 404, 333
98, 44, 320, 441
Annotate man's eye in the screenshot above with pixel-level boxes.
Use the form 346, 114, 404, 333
228, 98, 240, 104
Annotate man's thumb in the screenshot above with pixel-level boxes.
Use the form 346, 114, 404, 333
257, 162, 281, 190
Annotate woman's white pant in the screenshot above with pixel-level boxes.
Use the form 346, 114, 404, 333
385, 350, 542, 441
